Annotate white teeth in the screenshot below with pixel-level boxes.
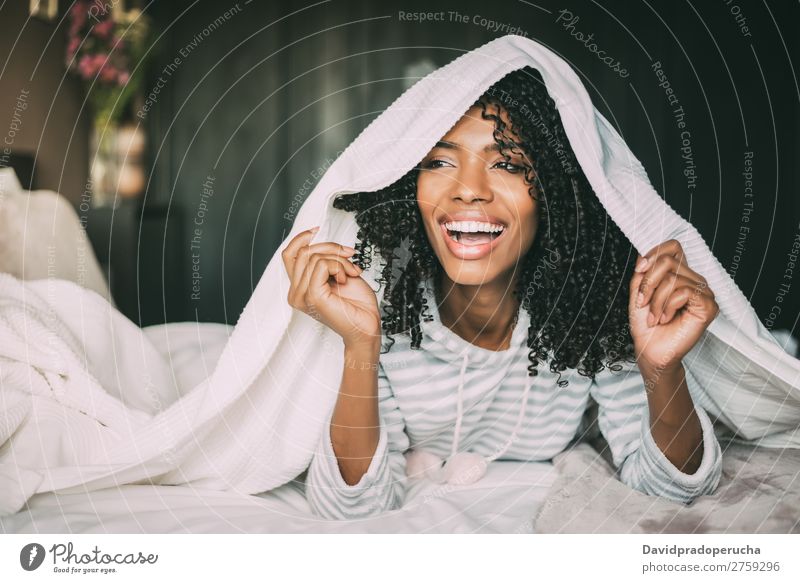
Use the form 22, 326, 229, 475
443, 220, 505, 233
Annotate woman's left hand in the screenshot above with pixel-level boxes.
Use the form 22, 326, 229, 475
629, 239, 720, 371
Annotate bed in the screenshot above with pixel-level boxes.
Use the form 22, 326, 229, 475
0, 460, 558, 534
2, 319, 797, 534
534, 439, 800, 534
3, 420, 798, 533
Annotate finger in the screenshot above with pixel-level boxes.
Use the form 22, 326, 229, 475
305, 242, 358, 258
291, 246, 314, 301
637, 255, 678, 308
657, 286, 695, 325
309, 252, 362, 281
289, 241, 357, 285
291, 249, 328, 308
293, 246, 358, 294
630, 269, 646, 313
281, 227, 319, 274
649, 273, 696, 325
638, 254, 705, 308
660, 284, 717, 325
300, 253, 361, 296
316, 253, 362, 285
659, 279, 719, 324
635, 239, 685, 273
305, 258, 349, 316
286, 232, 315, 308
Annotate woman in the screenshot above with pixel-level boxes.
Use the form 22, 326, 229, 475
282, 66, 722, 520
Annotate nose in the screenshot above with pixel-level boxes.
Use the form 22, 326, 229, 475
451, 161, 492, 204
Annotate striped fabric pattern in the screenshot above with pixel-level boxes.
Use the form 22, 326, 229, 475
304, 284, 723, 520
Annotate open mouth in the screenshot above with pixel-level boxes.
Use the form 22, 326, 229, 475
442, 220, 506, 246
437, 218, 508, 261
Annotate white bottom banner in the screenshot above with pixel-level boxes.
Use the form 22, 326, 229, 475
1, 534, 798, 582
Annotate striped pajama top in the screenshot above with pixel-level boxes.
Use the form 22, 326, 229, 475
303, 281, 723, 520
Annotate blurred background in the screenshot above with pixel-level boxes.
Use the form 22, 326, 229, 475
0, 0, 797, 335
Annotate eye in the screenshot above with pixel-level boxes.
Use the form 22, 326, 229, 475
493, 160, 525, 174
421, 158, 453, 170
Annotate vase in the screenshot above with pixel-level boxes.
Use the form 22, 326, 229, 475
89, 122, 119, 207
115, 123, 146, 199
89, 122, 146, 206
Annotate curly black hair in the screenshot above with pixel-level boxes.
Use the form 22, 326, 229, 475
333, 66, 638, 386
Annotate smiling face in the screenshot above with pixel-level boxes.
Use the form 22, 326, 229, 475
416, 102, 539, 289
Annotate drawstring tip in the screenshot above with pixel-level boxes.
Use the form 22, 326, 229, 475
442, 452, 488, 485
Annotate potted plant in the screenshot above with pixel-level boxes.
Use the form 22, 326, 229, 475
65, 1, 152, 207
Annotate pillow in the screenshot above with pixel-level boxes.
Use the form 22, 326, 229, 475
0, 167, 112, 303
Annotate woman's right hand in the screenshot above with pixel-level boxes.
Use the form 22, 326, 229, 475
282, 227, 381, 348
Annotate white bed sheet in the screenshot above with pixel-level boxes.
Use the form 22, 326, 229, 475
1, 322, 557, 533
1, 460, 557, 533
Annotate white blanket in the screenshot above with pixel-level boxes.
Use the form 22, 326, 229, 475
1, 34, 799, 517
3, 462, 558, 533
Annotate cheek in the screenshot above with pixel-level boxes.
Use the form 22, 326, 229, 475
415, 175, 433, 209
415, 188, 438, 243
415, 175, 448, 230
508, 186, 538, 250
416, 172, 445, 203
500, 181, 536, 223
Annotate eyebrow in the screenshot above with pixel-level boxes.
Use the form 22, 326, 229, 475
433, 140, 522, 154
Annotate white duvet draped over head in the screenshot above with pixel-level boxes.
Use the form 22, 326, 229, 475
1, 34, 799, 516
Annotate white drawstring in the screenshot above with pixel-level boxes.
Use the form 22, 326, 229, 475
449, 350, 470, 459
404, 349, 534, 485
486, 370, 532, 463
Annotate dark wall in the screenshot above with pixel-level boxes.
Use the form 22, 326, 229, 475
0, 0, 91, 203
143, 0, 799, 331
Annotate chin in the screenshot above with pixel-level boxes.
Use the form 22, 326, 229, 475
438, 259, 509, 288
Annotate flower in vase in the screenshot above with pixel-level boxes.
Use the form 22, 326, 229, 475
65, 36, 81, 65
99, 63, 119, 84
66, 1, 151, 125
68, 2, 88, 34
77, 54, 97, 80
93, 19, 115, 39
